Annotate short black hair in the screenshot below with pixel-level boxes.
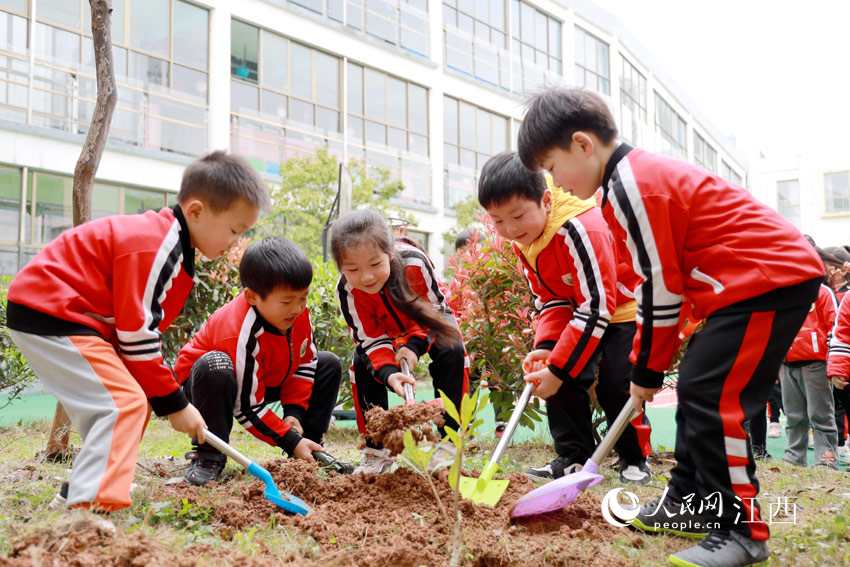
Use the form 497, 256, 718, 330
518, 86, 618, 172
178, 150, 271, 213
239, 236, 312, 299
478, 151, 548, 210
455, 229, 472, 251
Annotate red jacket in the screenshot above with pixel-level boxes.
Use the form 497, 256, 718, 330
174, 292, 317, 453
336, 241, 461, 383
514, 191, 636, 380
601, 144, 824, 388
786, 285, 837, 363
828, 292, 850, 377
6, 206, 194, 416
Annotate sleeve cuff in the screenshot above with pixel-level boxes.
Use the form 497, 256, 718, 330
547, 363, 572, 381
283, 404, 307, 422
279, 428, 303, 455
149, 388, 190, 417
630, 366, 666, 389
376, 364, 400, 385
536, 340, 557, 351
405, 336, 429, 358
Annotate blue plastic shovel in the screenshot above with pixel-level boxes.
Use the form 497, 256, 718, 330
202, 430, 312, 515
510, 398, 640, 518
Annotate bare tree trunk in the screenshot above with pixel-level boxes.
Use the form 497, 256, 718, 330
45, 0, 117, 461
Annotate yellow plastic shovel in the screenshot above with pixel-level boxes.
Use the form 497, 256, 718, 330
458, 380, 536, 506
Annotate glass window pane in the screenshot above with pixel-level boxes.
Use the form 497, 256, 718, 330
33, 173, 72, 244
262, 89, 287, 118
408, 83, 427, 134
574, 27, 585, 64
316, 106, 339, 132
549, 17, 559, 54
315, 51, 339, 108
39, 0, 81, 28
460, 147, 475, 169
172, 64, 207, 99
492, 114, 508, 153
365, 120, 385, 145
476, 109, 491, 154
262, 31, 288, 91
444, 143, 458, 165
34, 23, 80, 65
520, 3, 533, 41
231, 19, 258, 83
91, 183, 119, 220
347, 114, 363, 143
387, 77, 406, 127
364, 68, 385, 121
458, 102, 475, 147
491, 0, 504, 29
535, 10, 547, 50
289, 97, 314, 125
231, 79, 258, 112
0, 0, 27, 14
388, 126, 406, 150
0, 167, 21, 242
290, 43, 312, 99
409, 133, 427, 155
130, 0, 169, 56
347, 62, 363, 115
443, 96, 458, 145
114, 45, 128, 77
124, 188, 165, 214
173, 0, 208, 69
130, 51, 169, 87
0, 11, 28, 53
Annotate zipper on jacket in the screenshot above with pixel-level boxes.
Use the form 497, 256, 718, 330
379, 289, 406, 333
285, 327, 294, 379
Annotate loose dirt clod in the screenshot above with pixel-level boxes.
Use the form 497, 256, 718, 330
362, 403, 445, 455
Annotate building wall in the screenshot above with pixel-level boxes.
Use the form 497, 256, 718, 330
0, 0, 747, 276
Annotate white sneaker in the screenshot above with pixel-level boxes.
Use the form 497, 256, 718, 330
425, 444, 456, 476
767, 422, 782, 438
839, 445, 850, 464
353, 447, 395, 475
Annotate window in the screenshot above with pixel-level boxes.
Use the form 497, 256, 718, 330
231, 19, 258, 84
403, 228, 429, 251
694, 132, 716, 173
443, 0, 506, 46
575, 26, 608, 94
776, 179, 800, 226
0, 166, 21, 243
825, 171, 850, 214
512, 1, 560, 73
620, 56, 646, 144
720, 160, 743, 186
654, 93, 686, 160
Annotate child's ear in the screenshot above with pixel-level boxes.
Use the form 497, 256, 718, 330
183, 199, 205, 221
542, 189, 553, 213
572, 131, 595, 157
244, 288, 259, 305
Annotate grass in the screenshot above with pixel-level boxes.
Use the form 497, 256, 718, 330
0, 416, 849, 566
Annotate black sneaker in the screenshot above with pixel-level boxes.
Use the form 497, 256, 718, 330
48, 481, 70, 509
525, 456, 581, 481
668, 530, 769, 567
494, 420, 506, 438
184, 449, 227, 486
629, 492, 710, 539
619, 459, 652, 484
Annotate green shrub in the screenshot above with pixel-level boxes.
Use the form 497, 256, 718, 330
0, 276, 37, 408
307, 261, 352, 406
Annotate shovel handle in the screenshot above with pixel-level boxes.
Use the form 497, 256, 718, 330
588, 397, 641, 468
203, 430, 251, 469
486, 380, 536, 470
400, 359, 416, 405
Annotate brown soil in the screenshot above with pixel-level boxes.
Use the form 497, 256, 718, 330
362, 403, 445, 455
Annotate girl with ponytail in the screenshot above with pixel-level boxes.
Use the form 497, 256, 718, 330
331, 210, 469, 474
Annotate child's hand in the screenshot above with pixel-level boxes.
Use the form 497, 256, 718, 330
630, 384, 660, 413
292, 438, 323, 462
523, 349, 552, 374
831, 376, 848, 389
284, 416, 304, 435
524, 367, 562, 398
168, 404, 207, 443
395, 347, 419, 372
387, 371, 416, 398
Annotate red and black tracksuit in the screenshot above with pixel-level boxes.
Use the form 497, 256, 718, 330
174, 292, 340, 455
602, 143, 823, 540
336, 241, 469, 441
514, 189, 651, 467
6, 206, 196, 511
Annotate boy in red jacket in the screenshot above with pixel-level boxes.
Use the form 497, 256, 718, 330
781, 283, 839, 468
6, 151, 268, 512
174, 236, 347, 485
477, 151, 651, 484
518, 87, 822, 567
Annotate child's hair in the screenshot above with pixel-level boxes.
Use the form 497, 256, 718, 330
239, 236, 312, 299
478, 151, 548, 210
455, 229, 472, 251
517, 86, 619, 172
178, 150, 271, 213
331, 210, 461, 347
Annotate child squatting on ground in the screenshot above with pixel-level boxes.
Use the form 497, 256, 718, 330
173, 236, 348, 486
476, 150, 652, 484
5, 151, 269, 512
330, 209, 470, 474
517, 86, 823, 567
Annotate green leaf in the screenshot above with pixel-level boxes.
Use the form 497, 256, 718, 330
439, 390, 461, 424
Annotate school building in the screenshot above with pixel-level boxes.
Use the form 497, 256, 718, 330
0, 0, 748, 276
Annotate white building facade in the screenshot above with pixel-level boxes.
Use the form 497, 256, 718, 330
0, 0, 747, 275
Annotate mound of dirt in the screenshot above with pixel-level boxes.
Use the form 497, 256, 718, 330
362, 403, 445, 455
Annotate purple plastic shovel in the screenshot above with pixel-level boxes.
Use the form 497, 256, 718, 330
510, 397, 640, 518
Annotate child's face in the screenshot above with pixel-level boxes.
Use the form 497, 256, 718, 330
539, 144, 600, 201
339, 242, 391, 294
486, 192, 551, 246
246, 286, 309, 333
186, 198, 261, 259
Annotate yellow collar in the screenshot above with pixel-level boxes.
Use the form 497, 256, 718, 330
517, 187, 596, 271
